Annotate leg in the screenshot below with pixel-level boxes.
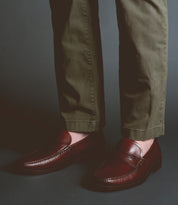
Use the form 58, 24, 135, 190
115, 0, 168, 141
7, 0, 107, 175
49, 0, 105, 132
91, 0, 168, 191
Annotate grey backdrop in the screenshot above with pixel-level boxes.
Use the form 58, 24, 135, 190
0, 0, 178, 205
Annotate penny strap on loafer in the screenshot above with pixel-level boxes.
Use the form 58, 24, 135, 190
116, 138, 142, 157
118, 152, 144, 168
115, 138, 144, 168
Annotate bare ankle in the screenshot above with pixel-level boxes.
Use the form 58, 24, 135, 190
68, 131, 90, 144
135, 138, 155, 157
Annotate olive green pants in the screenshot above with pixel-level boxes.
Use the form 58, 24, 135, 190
49, 0, 168, 140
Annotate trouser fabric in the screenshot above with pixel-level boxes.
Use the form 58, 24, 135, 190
49, 0, 168, 141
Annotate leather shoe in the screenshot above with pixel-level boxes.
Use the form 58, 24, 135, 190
6, 128, 106, 175
90, 137, 162, 191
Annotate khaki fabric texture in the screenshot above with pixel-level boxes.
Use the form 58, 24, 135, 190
49, 0, 168, 140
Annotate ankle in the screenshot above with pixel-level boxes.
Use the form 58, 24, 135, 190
68, 131, 90, 144
135, 138, 155, 157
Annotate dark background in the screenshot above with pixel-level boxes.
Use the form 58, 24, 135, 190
0, 0, 178, 204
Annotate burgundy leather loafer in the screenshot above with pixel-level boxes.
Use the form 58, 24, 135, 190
7, 129, 106, 175
90, 137, 162, 191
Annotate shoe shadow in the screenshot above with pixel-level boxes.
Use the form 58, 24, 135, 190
79, 143, 113, 192
0, 99, 62, 172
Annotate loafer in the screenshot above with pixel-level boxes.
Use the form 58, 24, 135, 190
6, 128, 106, 175
90, 137, 162, 191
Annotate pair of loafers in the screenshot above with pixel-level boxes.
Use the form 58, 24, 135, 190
5, 128, 162, 191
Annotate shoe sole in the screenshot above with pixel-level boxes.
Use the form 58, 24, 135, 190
88, 159, 162, 192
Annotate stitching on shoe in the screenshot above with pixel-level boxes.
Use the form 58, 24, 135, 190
103, 168, 138, 182
25, 145, 70, 164
25, 132, 101, 164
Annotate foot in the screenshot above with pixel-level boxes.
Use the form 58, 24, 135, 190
90, 137, 162, 191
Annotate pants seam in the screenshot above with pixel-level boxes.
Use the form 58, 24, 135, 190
63, 120, 100, 122
122, 125, 163, 131
121, 125, 165, 140
81, 0, 99, 119
61, 119, 104, 132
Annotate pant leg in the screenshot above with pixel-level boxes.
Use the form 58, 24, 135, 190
49, 0, 105, 132
115, 0, 168, 140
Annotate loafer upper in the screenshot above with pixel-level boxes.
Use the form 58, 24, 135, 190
9, 129, 106, 174
92, 137, 162, 189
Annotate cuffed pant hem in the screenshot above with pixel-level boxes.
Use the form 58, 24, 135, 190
121, 124, 165, 141
61, 120, 105, 132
